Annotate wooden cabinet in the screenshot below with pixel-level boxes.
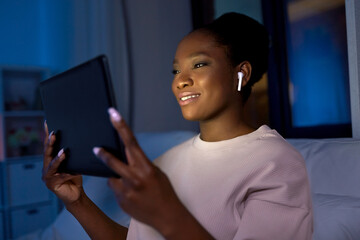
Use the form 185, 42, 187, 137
0, 67, 58, 239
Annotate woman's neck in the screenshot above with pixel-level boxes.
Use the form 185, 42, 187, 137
199, 112, 255, 142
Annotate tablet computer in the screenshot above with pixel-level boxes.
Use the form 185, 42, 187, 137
39, 55, 126, 178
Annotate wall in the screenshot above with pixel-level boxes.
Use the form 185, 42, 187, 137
346, 0, 360, 138
214, 0, 263, 23
0, 0, 198, 133
124, 0, 198, 132
1, 0, 357, 135
0, 0, 74, 70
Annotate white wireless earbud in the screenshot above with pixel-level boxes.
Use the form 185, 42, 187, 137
237, 72, 244, 91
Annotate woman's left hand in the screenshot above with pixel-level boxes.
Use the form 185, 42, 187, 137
93, 108, 187, 236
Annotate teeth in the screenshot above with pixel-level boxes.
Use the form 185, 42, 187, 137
181, 94, 200, 101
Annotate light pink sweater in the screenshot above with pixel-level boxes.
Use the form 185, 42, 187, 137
127, 125, 313, 239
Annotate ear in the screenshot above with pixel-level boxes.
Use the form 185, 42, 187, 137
235, 61, 252, 89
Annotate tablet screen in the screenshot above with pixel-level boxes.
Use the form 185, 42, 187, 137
39, 55, 126, 177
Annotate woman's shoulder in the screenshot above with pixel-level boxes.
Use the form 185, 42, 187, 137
232, 125, 307, 179
242, 127, 312, 209
254, 125, 304, 162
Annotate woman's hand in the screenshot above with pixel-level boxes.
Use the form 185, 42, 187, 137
93, 108, 190, 238
42, 121, 83, 207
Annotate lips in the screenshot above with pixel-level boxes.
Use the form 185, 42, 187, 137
180, 94, 200, 101
178, 92, 201, 106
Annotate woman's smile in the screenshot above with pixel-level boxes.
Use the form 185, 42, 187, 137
178, 92, 201, 106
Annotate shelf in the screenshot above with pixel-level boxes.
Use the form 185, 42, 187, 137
3, 116, 44, 159
3, 111, 44, 117
1, 72, 44, 112
3, 155, 43, 163
0, 66, 57, 240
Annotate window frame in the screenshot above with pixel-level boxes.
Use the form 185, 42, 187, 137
262, 0, 352, 138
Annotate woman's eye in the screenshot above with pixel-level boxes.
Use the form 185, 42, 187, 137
172, 69, 180, 75
194, 62, 207, 69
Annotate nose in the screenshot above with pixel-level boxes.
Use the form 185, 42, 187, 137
174, 74, 193, 90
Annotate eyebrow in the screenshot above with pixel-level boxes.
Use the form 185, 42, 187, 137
173, 51, 211, 65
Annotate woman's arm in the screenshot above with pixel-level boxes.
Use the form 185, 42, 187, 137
156, 203, 215, 240
65, 191, 128, 240
42, 121, 127, 240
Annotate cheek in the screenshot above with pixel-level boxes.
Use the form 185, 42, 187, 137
202, 78, 235, 107
199, 72, 229, 95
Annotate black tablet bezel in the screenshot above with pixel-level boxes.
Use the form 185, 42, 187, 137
39, 55, 126, 178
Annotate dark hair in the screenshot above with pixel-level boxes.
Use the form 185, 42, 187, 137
196, 12, 270, 103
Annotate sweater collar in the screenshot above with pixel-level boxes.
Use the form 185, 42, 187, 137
192, 125, 272, 150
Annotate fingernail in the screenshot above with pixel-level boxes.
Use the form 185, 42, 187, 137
108, 107, 122, 122
44, 120, 47, 128
57, 148, 64, 157
48, 131, 54, 141
93, 147, 101, 156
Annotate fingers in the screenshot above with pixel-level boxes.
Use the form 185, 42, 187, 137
43, 121, 65, 173
107, 178, 131, 209
43, 120, 56, 167
44, 148, 66, 176
43, 130, 56, 168
44, 120, 49, 145
108, 178, 128, 198
107, 108, 139, 150
42, 148, 67, 190
55, 172, 76, 182
108, 178, 125, 192
107, 108, 149, 168
44, 172, 74, 186
43, 170, 80, 197
93, 147, 141, 187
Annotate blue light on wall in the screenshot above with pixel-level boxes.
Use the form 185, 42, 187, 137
0, 0, 75, 73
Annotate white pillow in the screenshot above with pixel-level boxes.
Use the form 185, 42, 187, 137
312, 193, 360, 240
287, 138, 360, 197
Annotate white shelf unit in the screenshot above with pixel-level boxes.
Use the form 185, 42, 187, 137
0, 66, 58, 240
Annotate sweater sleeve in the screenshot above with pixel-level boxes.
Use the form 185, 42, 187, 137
232, 139, 313, 240
233, 199, 312, 240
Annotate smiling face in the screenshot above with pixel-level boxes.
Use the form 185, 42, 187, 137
172, 30, 242, 122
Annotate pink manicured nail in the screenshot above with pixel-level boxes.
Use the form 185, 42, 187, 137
48, 131, 54, 141
108, 107, 122, 122
57, 148, 64, 157
93, 147, 101, 156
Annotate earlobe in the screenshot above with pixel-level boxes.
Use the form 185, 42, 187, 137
237, 72, 244, 91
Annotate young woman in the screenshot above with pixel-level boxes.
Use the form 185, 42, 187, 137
43, 13, 313, 240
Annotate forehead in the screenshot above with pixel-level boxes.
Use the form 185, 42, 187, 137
174, 31, 226, 62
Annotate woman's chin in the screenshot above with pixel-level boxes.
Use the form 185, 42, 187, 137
181, 111, 201, 121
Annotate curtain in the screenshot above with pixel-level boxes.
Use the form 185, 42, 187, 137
71, 0, 132, 125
